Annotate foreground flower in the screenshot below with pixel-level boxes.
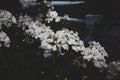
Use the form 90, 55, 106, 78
0, 31, 10, 47
81, 41, 108, 68
0, 10, 17, 47
18, 14, 33, 30
24, 19, 85, 56
55, 29, 85, 53
0, 10, 17, 27
0, 0, 109, 69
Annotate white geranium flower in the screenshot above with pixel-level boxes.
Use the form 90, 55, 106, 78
68, 39, 77, 45
81, 41, 108, 68
18, 13, 108, 67
61, 44, 69, 50
79, 41, 84, 46
0, 10, 17, 27
72, 46, 79, 52
0, 31, 10, 47
45, 18, 53, 23
41, 40, 53, 50
46, 10, 60, 23
11, 16, 17, 23
93, 60, 108, 68
25, 21, 54, 40
59, 52, 65, 56
47, 38, 54, 43
63, 15, 71, 20
55, 28, 85, 53
55, 17, 60, 22
52, 45, 57, 51
18, 15, 33, 28
4, 41, 10, 47
72, 45, 84, 52
46, 11, 58, 18
83, 54, 93, 61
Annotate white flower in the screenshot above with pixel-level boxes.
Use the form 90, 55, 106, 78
68, 39, 77, 45
25, 21, 54, 40
45, 18, 53, 23
63, 15, 70, 21
18, 15, 33, 28
41, 40, 53, 50
11, 16, 17, 23
52, 45, 57, 51
47, 38, 54, 43
46, 11, 58, 18
0, 10, 17, 27
83, 54, 93, 61
0, 31, 10, 47
72, 46, 79, 52
93, 60, 108, 68
81, 41, 108, 68
25, 22, 85, 55
61, 44, 69, 50
46, 10, 60, 23
55, 17, 60, 22
54, 29, 85, 54
4, 41, 10, 47
41, 38, 57, 51
18, 14, 108, 65
71, 41, 85, 52
59, 52, 65, 56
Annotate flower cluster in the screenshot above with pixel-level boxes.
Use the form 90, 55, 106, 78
0, 10, 16, 47
24, 20, 84, 56
18, 14, 34, 31
25, 21, 54, 40
0, 10, 16, 27
18, 15, 33, 27
108, 61, 120, 74
22, 18, 108, 68
106, 60, 120, 80
81, 41, 108, 68
0, 1, 109, 69
55, 29, 84, 53
0, 31, 10, 47
45, 10, 60, 23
